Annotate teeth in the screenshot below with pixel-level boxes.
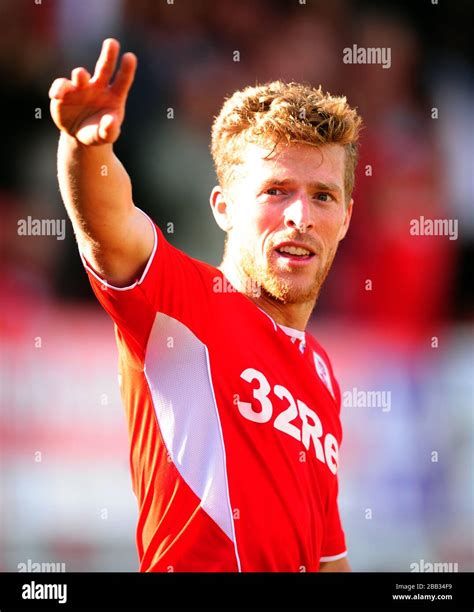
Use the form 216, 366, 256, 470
278, 246, 311, 256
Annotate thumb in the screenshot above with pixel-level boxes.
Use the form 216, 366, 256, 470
98, 113, 120, 142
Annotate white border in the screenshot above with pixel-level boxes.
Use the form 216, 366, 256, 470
320, 550, 348, 562
255, 305, 278, 331
142, 318, 242, 571
79, 207, 158, 291
204, 344, 242, 572
278, 323, 305, 341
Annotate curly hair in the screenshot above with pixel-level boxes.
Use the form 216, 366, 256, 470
211, 81, 363, 202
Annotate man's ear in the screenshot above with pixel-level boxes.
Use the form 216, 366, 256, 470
338, 198, 353, 241
210, 185, 233, 232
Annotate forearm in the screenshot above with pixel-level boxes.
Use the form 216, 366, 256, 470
319, 557, 351, 572
57, 132, 134, 253
52, 40, 152, 285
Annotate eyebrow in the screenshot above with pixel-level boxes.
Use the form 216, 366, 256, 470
259, 178, 343, 196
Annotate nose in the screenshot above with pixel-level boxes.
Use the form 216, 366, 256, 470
283, 194, 314, 233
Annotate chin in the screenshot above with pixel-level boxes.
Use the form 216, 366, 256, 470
241, 254, 323, 304
284, 287, 320, 305
263, 276, 320, 305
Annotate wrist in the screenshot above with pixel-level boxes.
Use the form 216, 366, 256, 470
59, 130, 113, 153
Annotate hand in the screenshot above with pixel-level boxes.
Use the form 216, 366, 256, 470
49, 38, 137, 146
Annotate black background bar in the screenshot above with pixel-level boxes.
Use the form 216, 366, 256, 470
0, 571, 472, 610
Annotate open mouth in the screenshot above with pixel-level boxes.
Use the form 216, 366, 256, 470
274, 244, 316, 262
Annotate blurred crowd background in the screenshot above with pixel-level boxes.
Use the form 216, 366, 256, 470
1, 0, 473, 572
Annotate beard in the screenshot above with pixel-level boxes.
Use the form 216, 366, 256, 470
227, 235, 338, 305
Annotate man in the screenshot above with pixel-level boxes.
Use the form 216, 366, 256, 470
49, 38, 362, 572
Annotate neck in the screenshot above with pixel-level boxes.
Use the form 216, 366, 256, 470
218, 260, 315, 332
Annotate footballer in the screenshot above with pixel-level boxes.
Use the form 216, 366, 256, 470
49, 38, 362, 572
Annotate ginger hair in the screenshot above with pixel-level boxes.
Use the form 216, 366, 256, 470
211, 81, 362, 202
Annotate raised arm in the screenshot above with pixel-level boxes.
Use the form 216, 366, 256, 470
49, 38, 154, 287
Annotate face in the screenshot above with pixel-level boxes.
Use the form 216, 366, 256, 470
211, 142, 353, 305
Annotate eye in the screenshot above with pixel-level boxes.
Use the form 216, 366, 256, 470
265, 187, 285, 196
316, 192, 334, 202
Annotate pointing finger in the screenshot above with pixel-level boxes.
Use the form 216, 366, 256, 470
111, 52, 137, 98
90, 38, 120, 86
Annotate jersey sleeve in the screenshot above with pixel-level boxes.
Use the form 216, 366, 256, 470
79, 208, 213, 361
319, 476, 348, 564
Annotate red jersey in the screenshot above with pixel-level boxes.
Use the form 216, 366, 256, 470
81, 210, 347, 572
